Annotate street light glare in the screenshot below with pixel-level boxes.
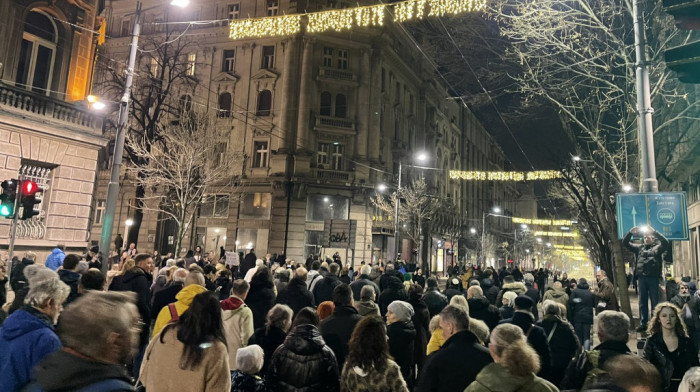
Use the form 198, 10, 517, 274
470, 227, 477, 234
520, 224, 528, 229
572, 155, 581, 162
377, 183, 387, 192
87, 95, 98, 103
622, 184, 633, 192
492, 206, 501, 214
416, 152, 428, 162
92, 101, 106, 110
125, 219, 134, 226
170, 0, 190, 7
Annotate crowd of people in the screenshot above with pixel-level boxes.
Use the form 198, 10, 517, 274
1, 228, 700, 392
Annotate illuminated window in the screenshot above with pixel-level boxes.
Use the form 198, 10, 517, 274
187, 53, 196, 76
253, 141, 269, 168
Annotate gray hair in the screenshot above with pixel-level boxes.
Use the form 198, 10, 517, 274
440, 305, 469, 331
467, 286, 484, 298
524, 273, 535, 284
165, 259, 176, 267
185, 271, 205, 286
25, 277, 70, 308
597, 310, 630, 342
503, 291, 518, 306
360, 265, 371, 276
542, 300, 561, 316
360, 285, 375, 300
255, 259, 264, 267
172, 268, 188, 283
24, 265, 58, 287
266, 304, 293, 332
58, 291, 138, 358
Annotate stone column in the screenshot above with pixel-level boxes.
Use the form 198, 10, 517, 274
295, 38, 315, 153
355, 49, 371, 161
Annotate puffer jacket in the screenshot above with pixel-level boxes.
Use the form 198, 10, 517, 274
266, 324, 340, 391
643, 332, 700, 392
623, 230, 670, 278
231, 370, 265, 392
496, 282, 527, 307
568, 282, 594, 325
152, 284, 208, 337
222, 296, 255, 371
44, 248, 65, 271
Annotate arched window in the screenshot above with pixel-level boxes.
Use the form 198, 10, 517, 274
218, 93, 231, 117
320, 91, 332, 116
17, 10, 58, 95
256, 90, 272, 116
335, 94, 346, 118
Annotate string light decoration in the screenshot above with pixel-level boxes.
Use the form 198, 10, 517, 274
228, 0, 484, 40
512, 217, 574, 226
552, 244, 584, 250
449, 170, 563, 181
229, 14, 301, 40
533, 231, 579, 238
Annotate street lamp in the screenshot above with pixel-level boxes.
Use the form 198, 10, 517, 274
622, 184, 633, 192
99, 0, 189, 273
394, 152, 429, 263
481, 207, 509, 268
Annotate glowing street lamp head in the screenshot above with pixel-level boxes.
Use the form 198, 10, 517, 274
622, 184, 633, 192
492, 206, 501, 214
572, 155, 581, 162
416, 152, 428, 162
170, 0, 190, 7
470, 227, 477, 234
92, 101, 106, 110
87, 95, 98, 103
377, 183, 387, 192
125, 218, 134, 226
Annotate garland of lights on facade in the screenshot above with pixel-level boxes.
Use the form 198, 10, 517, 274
512, 217, 574, 226
229, 0, 486, 39
533, 231, 579, 238
449, 170, 563, 181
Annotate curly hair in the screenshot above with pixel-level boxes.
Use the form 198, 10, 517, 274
345, 316, 391, 371
647, 302, 688, 337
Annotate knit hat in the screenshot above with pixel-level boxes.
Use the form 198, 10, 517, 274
236, 344, 264, 374
514, 295, 534, 310
387, 300, 414, 322
76, 260, 89, 274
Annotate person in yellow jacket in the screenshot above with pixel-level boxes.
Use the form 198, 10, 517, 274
152, 271, 208, 337
427, 296, 470, 355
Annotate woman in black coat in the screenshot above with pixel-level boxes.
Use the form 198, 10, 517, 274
643, 302, 700, 392
266, 307, 340, 392
536, 300, 581, 386
407, 284, 430, 375
249, 304, 293, 374
568, 278, 594, 350
386, 300, 417, 390
378, 276, 408, 317
245, 267, 277, 330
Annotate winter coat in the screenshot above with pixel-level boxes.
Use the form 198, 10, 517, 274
140, 326, 231, 392
319, 305, 362, 370
387, 320, 416, 389
643, 332, 700, 392
249, 325, 288, 374
496, 282, 528, 308
671, 294, 700, 333
306, 270, 323, 292
542, 287, 569, 307
413, 274, 426, 288
464, 363, 558, 392
44, 248, 65, 271
340, 359, 409, 392
231, 371, 265, 392
276, 277, 314, 316
356, 299, 380, 317
561, 340, 632, 391
215, 276, 233, 300
379, 271, 403, 292
500, 305, 515, 320
378, 276, 409, 317
623, 230, 670, 278
57, 269, 81, 305
524, 283, 540, 320
481, 278, 500, 305
152, 284, 208, 337
426, 327, 445, 356
110, 266, 152, 346
150, 282, 184, 319
500, 311, 552, 380
266, 324, 340, 392
241, 252, 258, 278
408, 297, 431, 371
594, 277, 619, 312
415, 330, 492, 392
536, 315, 580, 386
246, 278, 277, 330
0, 306, 61, 391
27, 348, 132, 392
349, 275, 380, 301
312, 274, 342, 305
422, 288, 448, 318
468, 296, 501, 331
9, 258, 34, 292
222, 296, 255, 370
568, 282, 594, 325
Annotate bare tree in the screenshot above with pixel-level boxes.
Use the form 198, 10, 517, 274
371, 177, 443, 273
126, 110, 242, 255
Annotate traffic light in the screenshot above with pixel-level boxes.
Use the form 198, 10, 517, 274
663, 0, 700, 83
19, 180, 42, 220
0, 179, 17, 218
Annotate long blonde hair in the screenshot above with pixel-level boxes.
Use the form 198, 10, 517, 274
490, 324, 540, 377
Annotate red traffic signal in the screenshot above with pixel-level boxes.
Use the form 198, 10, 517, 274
19, 180, 42, 220
21, 180, 39, 195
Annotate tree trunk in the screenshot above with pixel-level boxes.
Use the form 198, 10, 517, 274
127, 184, 145, 248
606, 212, 633, 320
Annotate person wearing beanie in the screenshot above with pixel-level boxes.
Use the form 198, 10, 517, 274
356, 285, 380, 317
499, 295, 552, 380
523, 273, 540, 320
231, 344, 266, 392
387, 300, 417, 389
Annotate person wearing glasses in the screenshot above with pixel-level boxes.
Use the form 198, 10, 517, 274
669, 282, 700, 351
623, 225, 670, 332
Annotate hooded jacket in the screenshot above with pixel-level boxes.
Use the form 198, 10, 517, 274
266, 324, 340, 391
222, 296, 255, 371
0, 306, 61, 391
28, 348, 132, 392
378, 276, 408, 317
152, 284, 208, 337
496, 282, 528, 307
44, 248, 65, 271
542, 287, 569, 307
468, 296, 501, 331
568, 281, 594, 325
356, 299, 380, 317
464, 363, 558, 392
58, 269, 81, 305
276, 277, 314, 315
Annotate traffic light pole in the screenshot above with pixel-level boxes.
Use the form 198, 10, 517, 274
6, 177, 23, 281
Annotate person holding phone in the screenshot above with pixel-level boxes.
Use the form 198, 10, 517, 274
623, 225, 670, 332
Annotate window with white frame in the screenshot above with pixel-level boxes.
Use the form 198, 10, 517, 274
16, 10, 58, 95
317, 143, 344, 170
323, 47, 333, 67
330, 144, 344, 170
200, 194, 230, 217
317, 143, 330, 168
187, 53, 196, 76
253, 141, 269, 168
94, 200, 106, 225
267, 1, 279, 16
222, 49, 235, 72
227, 3, 240, 19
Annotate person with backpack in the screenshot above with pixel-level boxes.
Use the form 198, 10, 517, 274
536, 300, 580, 386
561, 310, 632, 390
151, 272, 207, 337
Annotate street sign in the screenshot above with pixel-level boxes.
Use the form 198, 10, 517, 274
616, 192, 689, 240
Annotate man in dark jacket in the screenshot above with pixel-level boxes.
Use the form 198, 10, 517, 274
240, 248, 257, 279
109, 253, 153, 378
466, 286, 500, 330
480, 278, 500, 305
57, 254, 82, 305
523, 273, 540, 320
312, 263, 342, 305
319, 284, 362, 371
151, 268, 187, 318
569, 278, 595, 350
561, 310, 632, 390
26, 291, 137, 392
349, 265, 379, 301
10, 255, 35, 292
275, 267, 314, 315
499, 295, 552, 380
379, 263, 403, 292
623, 226, 669, 331
415, 305, 492, 392
378, 275, 408, 317
422, 277, 448, 318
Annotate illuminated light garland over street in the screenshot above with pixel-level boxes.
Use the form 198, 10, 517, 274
552, 244, 585, 250
228, 0, 486, 40
533, 231, 579, 238
448, 170, 563, 181
511, 217, 574, 226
